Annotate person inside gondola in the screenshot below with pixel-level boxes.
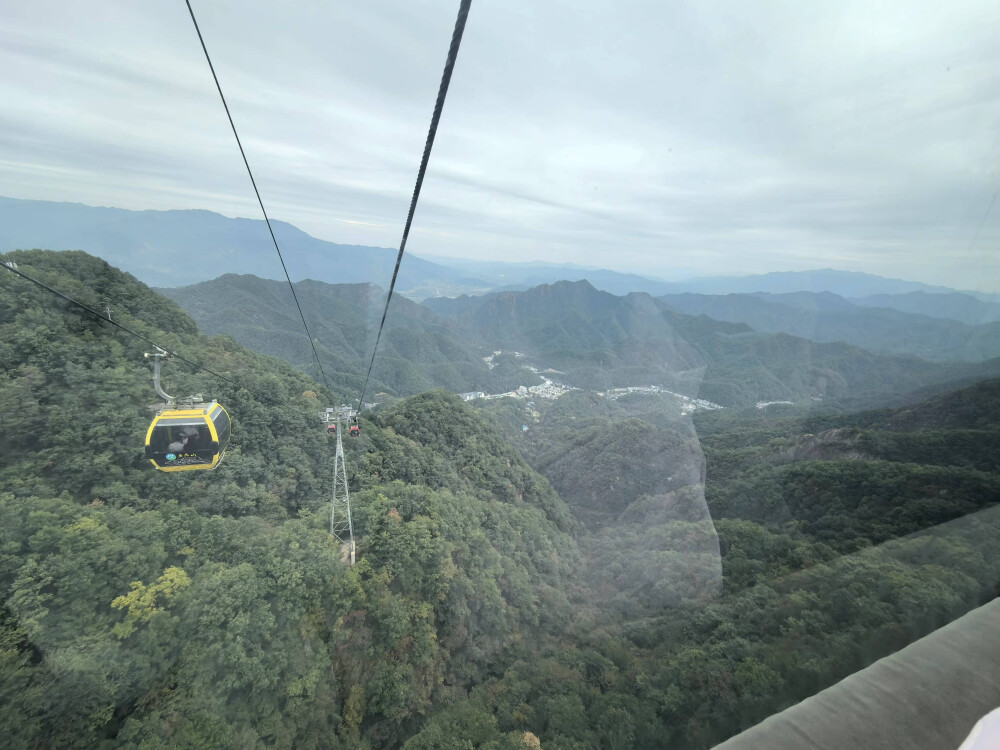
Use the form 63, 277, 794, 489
168, 425, 200, 453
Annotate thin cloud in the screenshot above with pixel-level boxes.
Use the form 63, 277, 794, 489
0, 0, 997, 291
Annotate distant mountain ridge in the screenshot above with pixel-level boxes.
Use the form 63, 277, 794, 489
413, 257, 685, 297
666, 268, 976, 298
851, 291, 1000, 325
4, 195, 994, 305
658, 291, 1000, 363
164, 272, 997, 410
424, 280, 711, 395
159, 274, 538, 398
424, 280, 1000, 407
162, 273, 1000, 410
0, 195, 483, 293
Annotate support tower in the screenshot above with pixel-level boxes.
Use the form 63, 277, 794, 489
322, 406, 356, 565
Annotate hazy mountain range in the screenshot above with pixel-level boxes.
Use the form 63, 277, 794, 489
851, 291, 1000, 325
658, 291, 1000, 362
0, 195, 480, 293
8, 195, 1000, 408
423, 281, 1000, 408
4, 196, 998, 305
157, 274, 537, 399
159, 272, 1000, 410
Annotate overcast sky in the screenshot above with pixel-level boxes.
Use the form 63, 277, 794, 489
1, 0, 998, 290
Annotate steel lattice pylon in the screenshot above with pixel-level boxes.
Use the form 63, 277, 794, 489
323, 406, 356, 565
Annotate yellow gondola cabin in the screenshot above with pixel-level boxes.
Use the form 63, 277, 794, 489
144, 401, 231, 472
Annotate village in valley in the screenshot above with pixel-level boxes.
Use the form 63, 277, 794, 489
459, 350, 724, 415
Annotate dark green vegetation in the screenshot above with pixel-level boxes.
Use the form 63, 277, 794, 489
694, 382, 1000, 559
2, 250, 998, 749
461, 383, 1000, 748
159, 275, 538, 398
0, 251, 574, 748
424, 280, 1000, 406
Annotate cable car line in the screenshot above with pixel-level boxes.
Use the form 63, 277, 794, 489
965, 181, 1000, 259
1, 260, 240, 387
356, 0, 473, 412
183, 0, 333, 393
6, 2, 474, 483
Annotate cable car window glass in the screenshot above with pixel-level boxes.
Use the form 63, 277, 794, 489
210, 406, 230, 447
148, 419, 213, 453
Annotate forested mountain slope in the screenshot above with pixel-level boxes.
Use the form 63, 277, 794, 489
462, 380, 1000, 748
694, 381, 1000, 555
426, 279, 709, 395
0, 250, 578, 748
3, 250, 999, 750
424, 280, 1000, 407
159, 274, 537, 398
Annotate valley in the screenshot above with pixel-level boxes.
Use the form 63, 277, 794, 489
465, 350, 723, 414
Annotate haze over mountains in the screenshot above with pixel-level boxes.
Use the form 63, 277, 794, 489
8, 195, 1000, 410
423, 281, 1000, 408
658, 291, 1000, 362
158, 272, 1000, 411
3, 0, 999, 734
5, 196, 998, 305
158, 275, 537, 399
0, 196, 479, 294
851, 291, 1000, 325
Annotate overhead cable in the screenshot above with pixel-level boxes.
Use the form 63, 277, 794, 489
183, 0, 333, 392
965, 182, 1000, 259
357, 0, 473, 411
1, 260, 242, 387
